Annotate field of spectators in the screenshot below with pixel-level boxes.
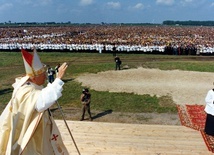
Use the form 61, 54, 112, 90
1, 25, 214, 55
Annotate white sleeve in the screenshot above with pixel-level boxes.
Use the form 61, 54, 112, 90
205, 90, 214, 105
204, 90, 214, 115
35, 78, 64, 112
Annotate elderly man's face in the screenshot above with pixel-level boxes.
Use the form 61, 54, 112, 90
31, 72, 47, 85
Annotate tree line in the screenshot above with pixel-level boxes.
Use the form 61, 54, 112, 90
1, 20, 214, 27
163, 20, 214, 26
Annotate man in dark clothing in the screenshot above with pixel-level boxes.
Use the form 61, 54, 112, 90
46, 65, 55, 83
80, 88, 92, 121
114, 56, 121, 70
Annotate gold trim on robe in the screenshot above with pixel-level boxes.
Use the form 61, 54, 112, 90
0, 77, 68, 155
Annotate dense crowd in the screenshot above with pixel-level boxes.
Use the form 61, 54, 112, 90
1, 25, 214, 55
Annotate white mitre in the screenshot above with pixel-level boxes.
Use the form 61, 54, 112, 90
21, 48, 45, 77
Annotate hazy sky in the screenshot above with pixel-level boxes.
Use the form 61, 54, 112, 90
0, 0, 214, 24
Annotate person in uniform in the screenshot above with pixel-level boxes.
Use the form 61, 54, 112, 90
204, 84, 214, 136
80, 88, 92, 121
0, 48, 69, 154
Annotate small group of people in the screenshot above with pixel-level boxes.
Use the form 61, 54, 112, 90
0, 47, 94, 154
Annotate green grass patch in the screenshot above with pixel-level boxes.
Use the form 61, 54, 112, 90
1, 52, 214, 115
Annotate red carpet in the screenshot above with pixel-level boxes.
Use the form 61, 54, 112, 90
177, 104, 214, 153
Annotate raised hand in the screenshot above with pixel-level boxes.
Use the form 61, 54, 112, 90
57, 62, 68, 79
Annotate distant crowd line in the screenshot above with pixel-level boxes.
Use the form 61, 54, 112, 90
1, 25, 214, 55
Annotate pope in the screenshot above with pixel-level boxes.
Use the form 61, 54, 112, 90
0, 48, 69, 154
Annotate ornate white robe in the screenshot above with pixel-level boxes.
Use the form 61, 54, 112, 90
0, 76, 69, 155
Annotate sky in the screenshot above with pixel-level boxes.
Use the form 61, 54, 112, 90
0, 0, 214, 24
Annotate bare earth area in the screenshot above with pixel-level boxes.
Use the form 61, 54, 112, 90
71, 68, 214, 125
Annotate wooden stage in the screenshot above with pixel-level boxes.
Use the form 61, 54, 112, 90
56, 120, 213, 155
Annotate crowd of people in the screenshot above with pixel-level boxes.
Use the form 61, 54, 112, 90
1, 25, 214, 55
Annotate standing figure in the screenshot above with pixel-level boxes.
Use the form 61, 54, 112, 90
204, 85, 214, 136
80, 88, 92, 121
114, 55, 121, 70
47, 65, 55, 83
0, 48, 69, 154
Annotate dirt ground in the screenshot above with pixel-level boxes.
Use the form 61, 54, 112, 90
68, 67, 214, 125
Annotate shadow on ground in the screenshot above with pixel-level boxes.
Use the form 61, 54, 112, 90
63, 78, 74, 83
92, 109, 113, 120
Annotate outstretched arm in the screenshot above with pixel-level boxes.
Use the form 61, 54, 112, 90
35, 62, 69, 112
